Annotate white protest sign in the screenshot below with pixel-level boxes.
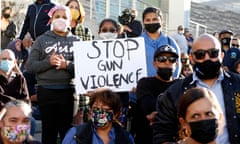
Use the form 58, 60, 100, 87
73, 37, 147, 94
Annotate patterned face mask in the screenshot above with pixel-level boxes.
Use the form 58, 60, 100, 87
1, 124, 30, 142
91, 108, 113, 127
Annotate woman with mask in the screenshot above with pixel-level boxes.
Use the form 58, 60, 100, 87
26, 5, 80, 144
0, 100, 41, 144
133, 45, 179, 144
65, 0, 93, 41
141, 7, 181, 78
1, 7, 17, 49
97, 18, 119, 40
62, 88, 134, 144
177, 87, 224, 144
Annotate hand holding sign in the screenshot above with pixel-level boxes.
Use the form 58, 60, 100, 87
73, 37, 147, 94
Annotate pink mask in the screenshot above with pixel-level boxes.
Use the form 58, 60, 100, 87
52, 18, 70, 32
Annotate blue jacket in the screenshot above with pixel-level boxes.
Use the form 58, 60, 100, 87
62, 122, 134, 144
153, 71, 240, 144
19, 0, 55, 40
223, 47, 240, 72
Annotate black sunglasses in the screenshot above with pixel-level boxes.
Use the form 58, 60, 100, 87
101, 28, 117, 33
232, 44, 239, 48
181, 58, 188, 63
155, 56, 177, 63
192, 48, 219, 60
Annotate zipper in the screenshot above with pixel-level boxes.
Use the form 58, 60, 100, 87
33, 3, 49, 39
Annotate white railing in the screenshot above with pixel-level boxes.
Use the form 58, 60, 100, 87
190, 20, 207, 38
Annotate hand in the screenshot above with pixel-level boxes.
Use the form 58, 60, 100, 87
123, 25, 132, 32
56, 54, 67, 69
50, 51, 61, 67
131, 87, 136, 93
146, 111, 158, 126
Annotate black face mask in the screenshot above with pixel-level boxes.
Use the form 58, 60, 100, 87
3, 13, 10, 19
221, 37, 231, 47
189, 119, 218, 143
194, 60, 221, 79
157, 68, 173, 81
144, 23, 161, 33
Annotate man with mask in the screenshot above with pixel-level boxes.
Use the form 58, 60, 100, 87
153, 34, 240, 144
141, 7, 181, 78
219, 29, 240, 73
172, 25, 188, 55
132, 45, 179, 144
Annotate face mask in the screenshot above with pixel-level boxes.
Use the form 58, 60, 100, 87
70, 9, 80, 21
99, 32, 118, 39
144, 23, 161, 33
189, 119, 218, 143
3, 13, 10, 19
0, 60, 14, 73
157, 67, 173, 81
179, 30, 184, 35
221, 37, 231, 47
194, 60, 221, 79
1, 124, 30, 142
91, 109, 113, 127
52, 18, 70, 32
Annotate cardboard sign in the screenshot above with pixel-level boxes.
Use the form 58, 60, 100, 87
74, 37, 147, 94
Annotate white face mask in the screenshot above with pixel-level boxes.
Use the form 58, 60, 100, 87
179, 30, 184, 35
99, 32, 118, 39
51, 18, 70, 32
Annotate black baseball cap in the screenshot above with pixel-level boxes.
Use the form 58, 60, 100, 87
219, 29, 233, 36
154, 45, 179, 60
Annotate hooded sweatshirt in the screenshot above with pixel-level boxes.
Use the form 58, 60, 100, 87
26, 31, 80, 86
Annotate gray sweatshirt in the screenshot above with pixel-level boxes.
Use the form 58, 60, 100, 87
26, 31, 80, 86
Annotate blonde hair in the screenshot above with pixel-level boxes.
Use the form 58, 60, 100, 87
65, 0, 85, 24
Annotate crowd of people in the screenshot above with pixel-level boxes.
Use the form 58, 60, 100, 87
1, 0, 240, 144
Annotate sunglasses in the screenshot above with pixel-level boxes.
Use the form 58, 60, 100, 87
101, 28, 117, 33
192, 48, 219, 60
181, 58, 188, 63
155, 56, 177, 63
232, 44, 239, 48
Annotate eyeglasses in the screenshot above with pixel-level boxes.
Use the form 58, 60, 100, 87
192, 48, 219, 60
155, 56, 177, 63
101, 28, 117, 33
232, 44, 239, 48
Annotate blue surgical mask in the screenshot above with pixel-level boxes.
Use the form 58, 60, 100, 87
0, 60, 14, 73
91, 109, 113, 127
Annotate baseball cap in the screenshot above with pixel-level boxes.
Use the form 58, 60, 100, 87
219, 29, 233, 36
154, 45, 179, 60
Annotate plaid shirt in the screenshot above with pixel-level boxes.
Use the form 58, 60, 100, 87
75, 24, 93, 41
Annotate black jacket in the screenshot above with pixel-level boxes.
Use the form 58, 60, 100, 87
19, 0, 55, 40
153, 71, 240, 144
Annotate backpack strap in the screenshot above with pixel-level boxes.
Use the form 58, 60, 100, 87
74, 122, 92, 144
